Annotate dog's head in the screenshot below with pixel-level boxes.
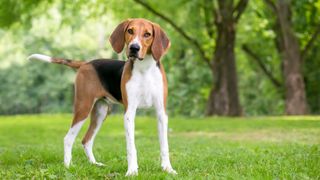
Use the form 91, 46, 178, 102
109, 18, 170, 61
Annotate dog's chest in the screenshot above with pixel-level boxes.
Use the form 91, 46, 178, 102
125, 58, 163, 108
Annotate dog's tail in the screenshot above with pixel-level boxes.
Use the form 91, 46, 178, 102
27, 54, 86, 69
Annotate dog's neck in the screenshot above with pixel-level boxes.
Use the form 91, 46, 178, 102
132, 55, 157, 73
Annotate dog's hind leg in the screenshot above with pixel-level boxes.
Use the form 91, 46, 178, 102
64, 97, 95, 168
82, 99, 108, 166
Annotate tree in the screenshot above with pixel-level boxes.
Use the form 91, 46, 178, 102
134, 0, 248, 116
265, 0, 309, 115
243, 0, 320, 115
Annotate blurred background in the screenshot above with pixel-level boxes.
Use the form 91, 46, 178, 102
0, 0, 319, 117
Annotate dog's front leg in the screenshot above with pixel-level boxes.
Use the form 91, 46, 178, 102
156, 107, 177, 174
124, 107, 138, 176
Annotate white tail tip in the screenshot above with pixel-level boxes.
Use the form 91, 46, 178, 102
27, 54, 52, 63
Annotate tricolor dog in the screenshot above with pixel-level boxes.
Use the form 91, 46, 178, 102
27, 18, 176, 176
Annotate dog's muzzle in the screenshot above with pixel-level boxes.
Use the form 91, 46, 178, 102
129, 44, 143, 60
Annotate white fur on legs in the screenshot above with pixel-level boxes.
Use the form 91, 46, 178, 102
64, 120, 86, 168
124, 108, 138, 176
83, 102, 108, 166
83, 141, 105, 166
157, 109, 177, 174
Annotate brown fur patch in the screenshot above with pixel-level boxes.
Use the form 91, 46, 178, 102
81, 101, 108, 145
151, 23, 170, 61
81, 102, 98, 144
70, 64, 109, 127
120, 60, 134, 111
109, 20, 130, 53
159, 63, 168, 110
51, 58, 86, 69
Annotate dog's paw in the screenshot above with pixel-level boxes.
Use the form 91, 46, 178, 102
163, 166, 177, 175
93, 162, 105, 167
64, 156, 71, 168
125, 168, 138, 176
64, 161, 71, 168
162, 162, 177, 175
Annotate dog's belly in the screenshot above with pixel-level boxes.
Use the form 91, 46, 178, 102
126, 63, 164, 109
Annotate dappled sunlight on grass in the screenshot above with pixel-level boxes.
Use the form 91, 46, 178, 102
175, 128, 320, 144
249, 116, 320, 121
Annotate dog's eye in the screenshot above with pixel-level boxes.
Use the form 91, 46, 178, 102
127, 29, 134, 35
144, 32, 151, 38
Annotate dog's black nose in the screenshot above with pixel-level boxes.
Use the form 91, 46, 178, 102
129, 44, 140, 53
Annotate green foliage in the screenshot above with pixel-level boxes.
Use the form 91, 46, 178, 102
0, 1, 116, 114
0, 63, 73, 114
0, 0, 52, 28
237, 1, 285, 115
0, 114, 319, 178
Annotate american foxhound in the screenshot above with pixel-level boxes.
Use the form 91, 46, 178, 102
27, 18, 176, 176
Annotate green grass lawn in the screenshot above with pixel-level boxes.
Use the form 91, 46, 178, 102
0, 114, 319, 179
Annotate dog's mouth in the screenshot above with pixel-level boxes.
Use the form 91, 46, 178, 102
128, 54, 143, 61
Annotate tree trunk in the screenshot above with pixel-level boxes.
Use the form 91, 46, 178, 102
205, 1, 242, 116
273, 0, 309, 115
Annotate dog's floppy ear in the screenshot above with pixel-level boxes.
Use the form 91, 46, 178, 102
151, 23, 170, 61
109, 20, 130, 53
